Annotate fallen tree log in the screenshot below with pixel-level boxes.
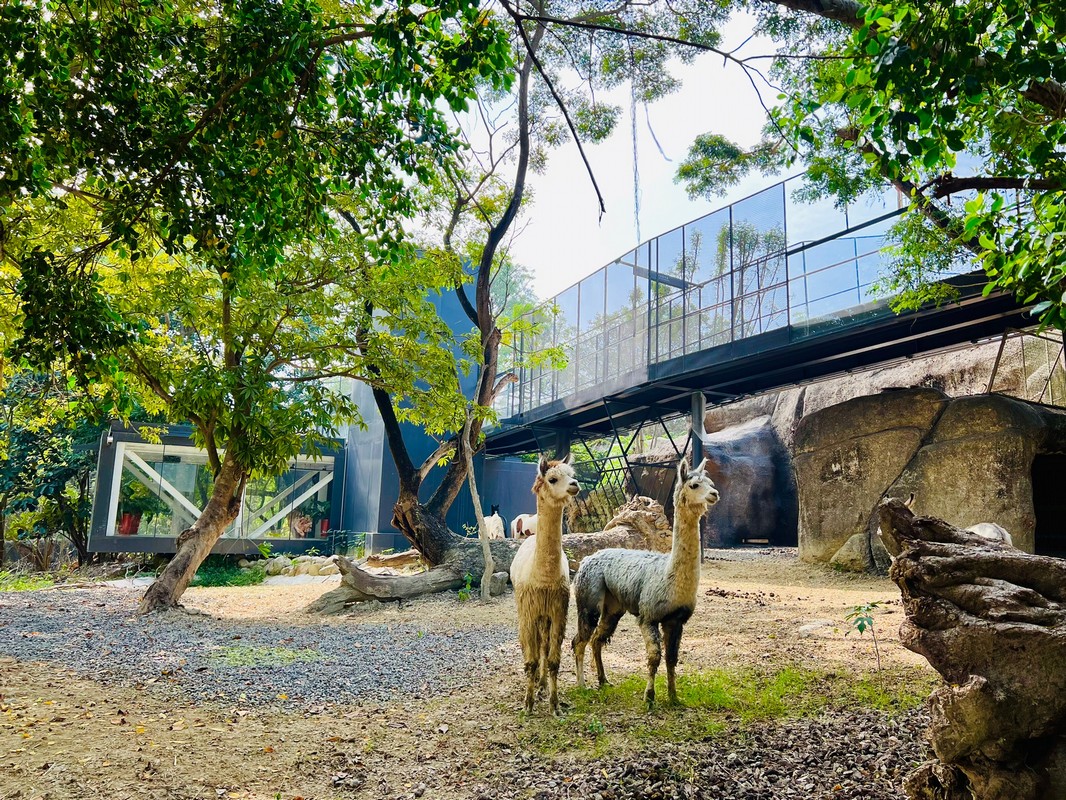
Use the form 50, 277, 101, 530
305, 496, 672, 613
364, 549, 425, 569
877, 497, 1066, 800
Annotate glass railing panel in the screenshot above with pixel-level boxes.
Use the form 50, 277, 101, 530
579, 271, 606, 334
656, 226, 686, 280
786, 182, 847, 248
685, 208, 730, 285
555, 285, 578, 349
698, 302, 732, 348
805, 261, 862, 311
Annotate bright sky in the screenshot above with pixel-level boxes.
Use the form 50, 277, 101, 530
509, 13, 787, 300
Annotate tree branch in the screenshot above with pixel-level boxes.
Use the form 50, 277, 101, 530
500, 1, 606, 223
418, 438, 459, 482
926, 175, 1063, 198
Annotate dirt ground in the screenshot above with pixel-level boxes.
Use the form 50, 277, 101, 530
0, 553, 933, 800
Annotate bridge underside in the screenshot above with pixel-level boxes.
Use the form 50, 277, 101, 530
485, 286, 1031, 456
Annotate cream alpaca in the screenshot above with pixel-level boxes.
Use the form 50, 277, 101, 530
485, 505, 506, 540
509, 455, 579, 714
572, 457, 719, 709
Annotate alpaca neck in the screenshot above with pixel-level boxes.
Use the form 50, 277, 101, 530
666, 503, 703, 602
533, 500, 565, 563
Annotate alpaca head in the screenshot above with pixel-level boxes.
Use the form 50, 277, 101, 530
490, 504, 500, 517
674, 458, 719, 513
532, 454, 580, 505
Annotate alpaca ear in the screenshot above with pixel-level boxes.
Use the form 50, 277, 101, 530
561, 453, 572, 465
678, 459, 689, 480
539, 455, 550, 475
696, 457, 709, 475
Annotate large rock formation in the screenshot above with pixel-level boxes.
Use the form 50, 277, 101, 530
794, 388, 947, 567
795, 388, 1066, 571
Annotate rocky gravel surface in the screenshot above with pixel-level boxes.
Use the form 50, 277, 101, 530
0, 587, 512, 709
466, 709, 927, 800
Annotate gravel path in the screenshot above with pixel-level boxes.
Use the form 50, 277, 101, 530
0, 587, 512, 709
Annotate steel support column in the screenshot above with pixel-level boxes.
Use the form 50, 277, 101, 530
691, 391, 706, 466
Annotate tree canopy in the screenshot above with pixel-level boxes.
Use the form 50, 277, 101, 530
0, 0, 512, 606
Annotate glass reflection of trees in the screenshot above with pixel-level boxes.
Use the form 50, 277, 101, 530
505, 174, 900, 414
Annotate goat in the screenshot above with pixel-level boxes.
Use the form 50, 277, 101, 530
965, 522, 1015, 547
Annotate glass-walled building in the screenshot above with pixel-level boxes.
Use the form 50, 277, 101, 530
88, 425, 343, 555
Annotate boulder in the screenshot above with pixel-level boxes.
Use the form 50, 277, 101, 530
830, 533, 872, 573
265, 556, 292, 576
489, 571, 509, 596
796, 389, 1066, 568
794, 388, 948, 565
896, 394, 1044, 551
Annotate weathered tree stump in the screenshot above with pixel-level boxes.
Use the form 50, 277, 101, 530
877, 497, 1066, 800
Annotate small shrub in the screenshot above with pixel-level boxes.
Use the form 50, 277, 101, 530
191, 556, 266, 587
0, 570, 55, 592
457, 572, 475, 602
846, 601, 884, 687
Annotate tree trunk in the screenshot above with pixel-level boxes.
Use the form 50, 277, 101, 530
306, 497, 673, 613
365, 549, 425, 569
138, 454, 247, 614
460, 410, 495, 601
877, 497, 1066, 800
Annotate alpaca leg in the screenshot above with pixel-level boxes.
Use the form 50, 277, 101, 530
518, 607, 539, 713
572, 597, 600, 690
662, 620, 684, 705
537, 618, 550, 699
640, 622, 662, 710
546, 589, 569, 716
573, 637, 588, 689
545, 593, 571, 716
590, 599, 624, 688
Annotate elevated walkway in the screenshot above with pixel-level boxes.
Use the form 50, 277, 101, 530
486, 176, 1031, 455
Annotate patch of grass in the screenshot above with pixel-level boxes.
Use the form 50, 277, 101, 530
209, 644, 320, 667
517, 664, 934, 756
191, 557, 266, 588
0, 570, 55, 592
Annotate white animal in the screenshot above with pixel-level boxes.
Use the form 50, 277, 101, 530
485, 512, 505, 540
511, 513, 537, 540
509, 455, 580, 715
879, 494, 1016, 550
572, 457, 720, 709
966, 522, 1015, 547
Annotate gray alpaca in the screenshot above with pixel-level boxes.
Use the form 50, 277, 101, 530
572, 457, 719, 709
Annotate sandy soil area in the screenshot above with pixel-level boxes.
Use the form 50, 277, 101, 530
0, 551, 933, 800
